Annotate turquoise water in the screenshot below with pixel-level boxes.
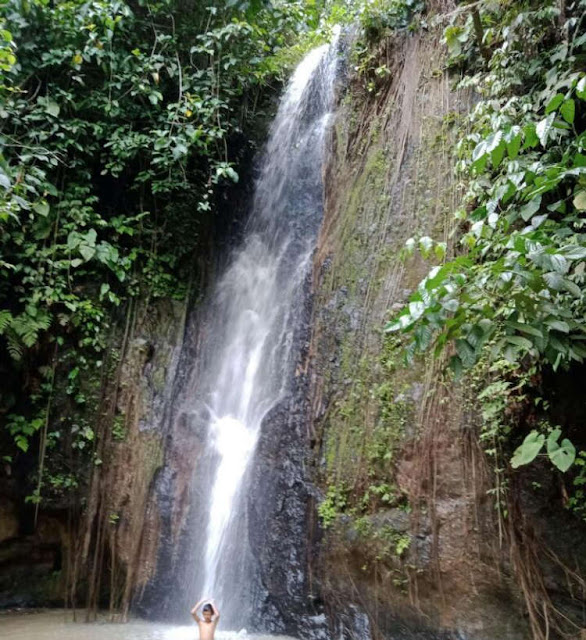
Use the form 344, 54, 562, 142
0, 610, 296, 640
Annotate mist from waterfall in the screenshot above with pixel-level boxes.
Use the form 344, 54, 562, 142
179, 33, 340, 628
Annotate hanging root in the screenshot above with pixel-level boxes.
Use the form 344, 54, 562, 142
507, 485, 585, 640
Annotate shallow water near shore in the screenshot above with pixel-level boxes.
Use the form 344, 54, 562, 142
0, 610, 297, 640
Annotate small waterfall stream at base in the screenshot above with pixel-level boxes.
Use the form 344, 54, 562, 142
159, 33, 341, 631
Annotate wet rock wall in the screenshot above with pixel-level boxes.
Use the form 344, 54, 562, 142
307, 16, 529, 640
0, 298, 187, 612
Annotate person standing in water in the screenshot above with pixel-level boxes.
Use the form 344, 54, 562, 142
191, 597, 220, 640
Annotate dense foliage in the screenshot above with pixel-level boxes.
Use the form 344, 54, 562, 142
388, 0, 586, 495
0, 0, 327, 505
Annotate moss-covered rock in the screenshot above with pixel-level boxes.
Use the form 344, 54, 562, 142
309, 20, 528, 640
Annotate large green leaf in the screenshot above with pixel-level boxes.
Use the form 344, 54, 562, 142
511, 431, 545, 468
546, 428, 576, 472
505, 335, 533, 350
45, 100, 60, 117
520, 197, 542, 221
79, 245, 96, 261
545, 93, 564, 113
560, 99, 575, 124
33, 201, 49, 217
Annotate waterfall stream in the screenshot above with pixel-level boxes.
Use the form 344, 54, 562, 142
177, 34, 339, 627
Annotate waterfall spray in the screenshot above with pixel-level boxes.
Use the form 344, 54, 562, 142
178, 31, 340, 628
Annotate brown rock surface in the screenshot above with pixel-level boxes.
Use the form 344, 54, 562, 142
309, 18, 527, 640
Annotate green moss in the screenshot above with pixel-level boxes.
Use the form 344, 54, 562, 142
322, 333, 415, 514
111, 414, 126, 441
314, 27, 467, 597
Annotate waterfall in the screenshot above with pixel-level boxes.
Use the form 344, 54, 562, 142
175, 32, 340, 628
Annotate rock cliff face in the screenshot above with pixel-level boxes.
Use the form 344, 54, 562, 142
0, 298, 187, 612
307, 21, 528, 640
307, 12, 586, 640
92, 299, 188, 614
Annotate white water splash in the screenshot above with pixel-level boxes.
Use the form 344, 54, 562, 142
203, 415, 256, 595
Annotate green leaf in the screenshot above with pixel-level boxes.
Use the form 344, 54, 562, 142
511, 431, 545, 468
506, 321, 543, 338
385, 320, 402, 332
449, 354, 463, 379
563, 278, 581, 297
562, 245, 586, 259
549, 254, 568, 274
545, 93, 564, 114
442, 298, 459, 312
573, 190, 586, 211
491, 140, 506, 168
0, 310, 12, 333
520, 196, 541, 221
33, 201, 50, 217
408, 301, 425, 320
485, 130, 503, 153
79, 245, 96, 261
546, 319, 570, 333
472, 140, 487, 163
172, 143, 188, 160
434, 242, 447, 260
67, 232, 81, 250
455, 338, 476, 368
547, 428, 561, 450
505, 335, 533, 350
15, 435, 29, 453
84, 229, 97, 246
549, 439, 575, 471
507, 134, 521, 159
547, 429, 576, 472
45, 100, 60, 117
523, 124, 539, 149
536, 113, 555, 147
560, 99, 575, 124
419, 236, 433, 257
543, 271, 564, 290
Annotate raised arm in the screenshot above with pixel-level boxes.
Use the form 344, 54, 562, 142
191, 598, 206, 622
210, 599, 221, 625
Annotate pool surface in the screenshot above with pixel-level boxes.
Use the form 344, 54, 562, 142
0, 610, 297, 640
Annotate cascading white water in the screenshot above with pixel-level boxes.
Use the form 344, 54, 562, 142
185, 31, 340, 625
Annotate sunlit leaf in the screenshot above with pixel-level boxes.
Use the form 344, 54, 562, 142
511, 431, 545, 468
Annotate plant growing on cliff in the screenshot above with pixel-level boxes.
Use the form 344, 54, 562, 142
384, 6, 586, 634
387, 0, 586, 472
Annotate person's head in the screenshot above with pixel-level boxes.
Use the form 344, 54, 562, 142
202, 603, 213, 622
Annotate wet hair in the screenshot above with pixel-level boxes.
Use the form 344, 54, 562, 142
202, 604, 213, 614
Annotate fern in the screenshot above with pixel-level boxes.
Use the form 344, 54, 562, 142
36, 311, 51, 332
10, 311, 52, 348
6, 332, 23, 361
0, 310, 12, 333
23, 329, 39, 348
